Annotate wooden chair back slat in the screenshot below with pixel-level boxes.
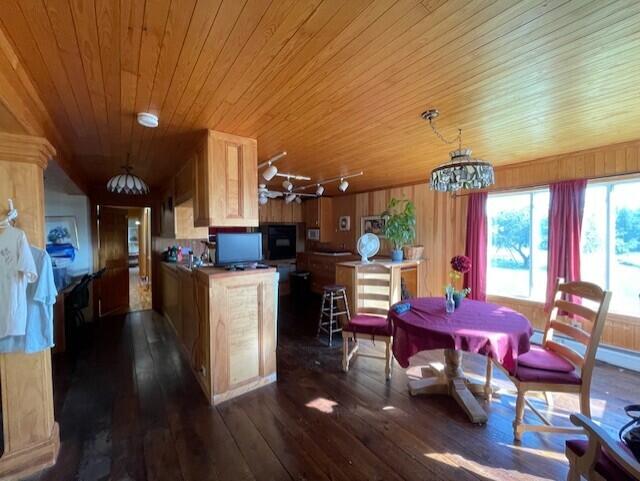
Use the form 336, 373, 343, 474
543, 279, 611, 382
549, 320, 590, 346
558, 281, 605, 302
554, 299, 597, 328
545, 340, 585, 368
355, 264, 395, 317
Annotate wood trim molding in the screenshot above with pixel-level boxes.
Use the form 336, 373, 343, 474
0, 132, 55, 169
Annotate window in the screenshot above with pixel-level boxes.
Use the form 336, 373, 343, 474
486, 190, 549, 300
581, 180, 640, 316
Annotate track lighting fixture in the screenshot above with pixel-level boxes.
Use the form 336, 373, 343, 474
258, 193, 268, 205
282, 177, 293, 191
295, 196, 302, 204
294, 171, 363, 195
258, 151, 287, 182
263, 164, 278, 181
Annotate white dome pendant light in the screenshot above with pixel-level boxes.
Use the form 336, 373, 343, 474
107, 154, 150, 195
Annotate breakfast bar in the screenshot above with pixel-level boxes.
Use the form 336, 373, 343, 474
160, 262, 278, 405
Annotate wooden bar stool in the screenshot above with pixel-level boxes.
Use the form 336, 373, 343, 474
317, 285, 350, 347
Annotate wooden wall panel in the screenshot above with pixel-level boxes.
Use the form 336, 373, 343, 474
487, 138, 640, 192
330, 183, 466, 298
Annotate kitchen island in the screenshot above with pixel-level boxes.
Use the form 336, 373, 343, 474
159, 262, 278, 405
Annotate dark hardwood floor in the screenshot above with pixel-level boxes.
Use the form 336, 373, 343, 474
25, 296, 639, 481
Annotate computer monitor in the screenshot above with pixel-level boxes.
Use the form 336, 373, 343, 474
215, 232, 263, 266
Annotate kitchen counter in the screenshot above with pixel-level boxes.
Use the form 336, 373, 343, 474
159, 261, 278, 405
335, 258, 425, 268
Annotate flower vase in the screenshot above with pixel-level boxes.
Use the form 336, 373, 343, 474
445, 287, 455, 314
453, 292, 464, 309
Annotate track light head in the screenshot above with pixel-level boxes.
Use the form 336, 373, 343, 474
285, 193, 296, 204
315, 184, 325, 196
263, 163, 278, 181
295, 196, 302, 204
282, 178, 293, 191
338, 178, 349, 192
258, 194, 268, 205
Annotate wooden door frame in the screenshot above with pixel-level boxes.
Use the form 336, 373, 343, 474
90, 197, 154, 319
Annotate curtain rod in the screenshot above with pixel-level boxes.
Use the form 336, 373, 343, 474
452, 171, 640, 198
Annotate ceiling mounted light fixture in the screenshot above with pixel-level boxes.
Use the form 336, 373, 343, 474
338, 178, 349, 192
137, 112, 159, 128
282, 177, 293, 191
107, 155, 150, 195
422, 109, 494, 194
259, 151, 286, 181
315, 184, 325, 196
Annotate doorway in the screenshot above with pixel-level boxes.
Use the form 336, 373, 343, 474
96, 205, 152, 316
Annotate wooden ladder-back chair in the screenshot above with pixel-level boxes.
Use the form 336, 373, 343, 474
486, 279, 612, 441
341, 263, 399, 379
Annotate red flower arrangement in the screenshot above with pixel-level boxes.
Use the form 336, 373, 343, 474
450, 255, 472, 274
447, 255, 472, 302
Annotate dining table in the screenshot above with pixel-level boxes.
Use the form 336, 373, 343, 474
390, 297, 533, 424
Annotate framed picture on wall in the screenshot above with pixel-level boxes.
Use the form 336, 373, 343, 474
45, 216, 79, 268
338, 215, 351, 231
361, 215, 386, 238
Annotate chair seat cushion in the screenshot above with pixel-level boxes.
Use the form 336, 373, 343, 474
323, 284, 346, 292
518, 345, 576, 373
344, 314, 392, 337
566, 439, 638, 481
514, 365, 582, 385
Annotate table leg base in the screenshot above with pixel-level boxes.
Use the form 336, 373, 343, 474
408, 354, 492, 425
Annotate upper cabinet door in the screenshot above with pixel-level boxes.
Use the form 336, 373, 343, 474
194, 130, 258, 227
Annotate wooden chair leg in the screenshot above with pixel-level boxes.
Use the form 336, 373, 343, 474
484, 356, 493, 401
514, 389, 526, 442
342, 335, 350, 372
317, 292, 327, 338
328, 292, 335, 347
579, 388, 591, 418
384, 338, 392, 381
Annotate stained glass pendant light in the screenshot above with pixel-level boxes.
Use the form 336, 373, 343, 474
422, 109, 495, 193
107, 155, 150, 195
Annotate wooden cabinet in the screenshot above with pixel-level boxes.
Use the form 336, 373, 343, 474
303, 197, 333, 241
297, 252, 359, 294
193, 130, 258, 227
161, 263, 181, 335
193, 268, 278, 405
160, 185, 176, 238
158, 179, 208, 239
259, 199, 303, 224
174, 157, 194, 205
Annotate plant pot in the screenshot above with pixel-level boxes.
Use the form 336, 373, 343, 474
403, 245, 424, 260
391, 248, 404, 262
452, 292, 464, 309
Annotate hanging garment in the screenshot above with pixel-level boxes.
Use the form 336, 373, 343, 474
0, 225, 37, 338
0, 247, 57, 353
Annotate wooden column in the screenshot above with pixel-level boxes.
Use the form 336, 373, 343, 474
0, 133, 59, 480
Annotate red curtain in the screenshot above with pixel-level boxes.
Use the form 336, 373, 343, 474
464, 192, 488, 301
545, 179, 587, 310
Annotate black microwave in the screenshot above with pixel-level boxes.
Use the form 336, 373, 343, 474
262, 225, 296, 260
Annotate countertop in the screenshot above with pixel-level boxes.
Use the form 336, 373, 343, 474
336, 258, 425, 268
161, 261, 276, 279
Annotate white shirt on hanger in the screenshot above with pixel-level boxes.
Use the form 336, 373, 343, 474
0, 226, 38, 337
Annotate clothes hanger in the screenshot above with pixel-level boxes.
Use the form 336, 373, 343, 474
0, 198, 18, 229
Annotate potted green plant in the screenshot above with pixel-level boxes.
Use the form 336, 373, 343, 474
381, 198, 416, 262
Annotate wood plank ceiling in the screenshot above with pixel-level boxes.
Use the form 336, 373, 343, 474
1, 0, 639, 194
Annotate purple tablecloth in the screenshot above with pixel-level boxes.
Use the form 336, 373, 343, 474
390, 298, 533, 374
